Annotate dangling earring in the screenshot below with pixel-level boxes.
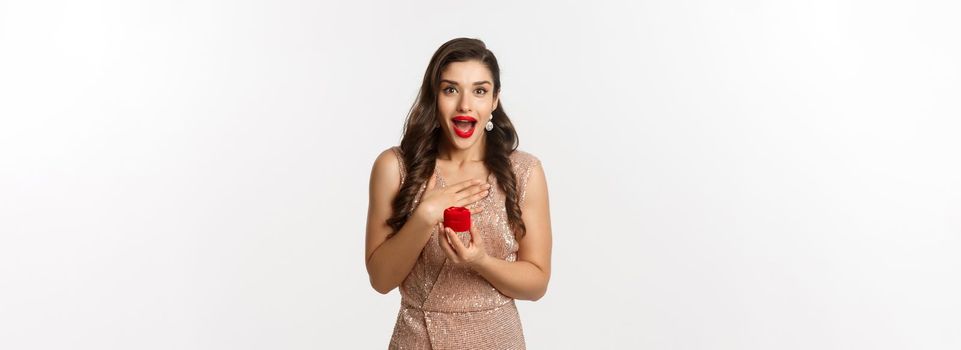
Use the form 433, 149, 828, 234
485, 114, 494, 131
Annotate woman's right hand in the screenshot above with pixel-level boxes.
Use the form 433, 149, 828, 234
414, 173, 491, 226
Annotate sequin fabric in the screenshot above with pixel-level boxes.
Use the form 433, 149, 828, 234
387, 146, 541, 350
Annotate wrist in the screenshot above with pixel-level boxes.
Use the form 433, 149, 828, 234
471, 254, 492, 272
412, 210, 437, 235
412, 208, 433, 226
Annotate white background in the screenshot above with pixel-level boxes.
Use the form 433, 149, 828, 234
2, 0, 960, 349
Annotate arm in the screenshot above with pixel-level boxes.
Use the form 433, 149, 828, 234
473, 163, 552, 301
366, 149, 492, 294
364, 149, 433, 294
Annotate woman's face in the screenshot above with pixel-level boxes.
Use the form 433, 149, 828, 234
436, 60, 499, 149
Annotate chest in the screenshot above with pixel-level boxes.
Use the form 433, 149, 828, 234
434, 162, 493, 186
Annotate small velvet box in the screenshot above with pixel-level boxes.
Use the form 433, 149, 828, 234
443, 206, 471, 232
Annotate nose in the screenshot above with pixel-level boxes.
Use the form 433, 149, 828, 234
457, 94, 471, 113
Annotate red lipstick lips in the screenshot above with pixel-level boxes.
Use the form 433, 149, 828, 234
451, 116, 477, 138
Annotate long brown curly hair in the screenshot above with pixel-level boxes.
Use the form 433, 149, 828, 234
386, 37, 527, 241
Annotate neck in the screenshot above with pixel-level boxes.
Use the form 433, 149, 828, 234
438, 136, 486, 165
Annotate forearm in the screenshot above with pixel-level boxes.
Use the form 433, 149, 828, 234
366, 216, 434, 294
473, 256, 549, 301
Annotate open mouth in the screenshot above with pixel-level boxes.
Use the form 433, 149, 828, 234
451, 116, 477, 138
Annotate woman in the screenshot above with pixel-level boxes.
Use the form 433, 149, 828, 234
365, 37, 552, 349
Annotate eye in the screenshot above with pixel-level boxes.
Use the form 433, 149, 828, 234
474, 88, 487, 95
443, 86, 457, 94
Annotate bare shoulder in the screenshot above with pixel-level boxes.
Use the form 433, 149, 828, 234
371, 147, 402, 190
366, 146, 403, 263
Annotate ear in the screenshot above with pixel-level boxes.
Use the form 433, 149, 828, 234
492, 94, 499, 112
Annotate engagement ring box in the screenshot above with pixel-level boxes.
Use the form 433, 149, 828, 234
443, 206, 471, 232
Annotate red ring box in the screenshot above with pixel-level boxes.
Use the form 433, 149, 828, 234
443, 206, 471, 232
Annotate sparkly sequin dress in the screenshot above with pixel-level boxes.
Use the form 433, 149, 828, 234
387, 146, 541, 350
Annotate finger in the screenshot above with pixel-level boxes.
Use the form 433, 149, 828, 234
455, 182, 491, 197
448, 178, 485, 193
454, 183, 490, 202
456, 189, 491, 207
446, 227, 468, 254
467, 224, 479, 247
469, 206, 484, 215
454, 184, 491, 203
438, 227, 457, 258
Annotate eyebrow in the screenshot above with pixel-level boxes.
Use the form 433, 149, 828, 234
440, 79, 492, 86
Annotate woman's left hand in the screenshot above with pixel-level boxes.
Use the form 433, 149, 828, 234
436, 222, 489, 270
